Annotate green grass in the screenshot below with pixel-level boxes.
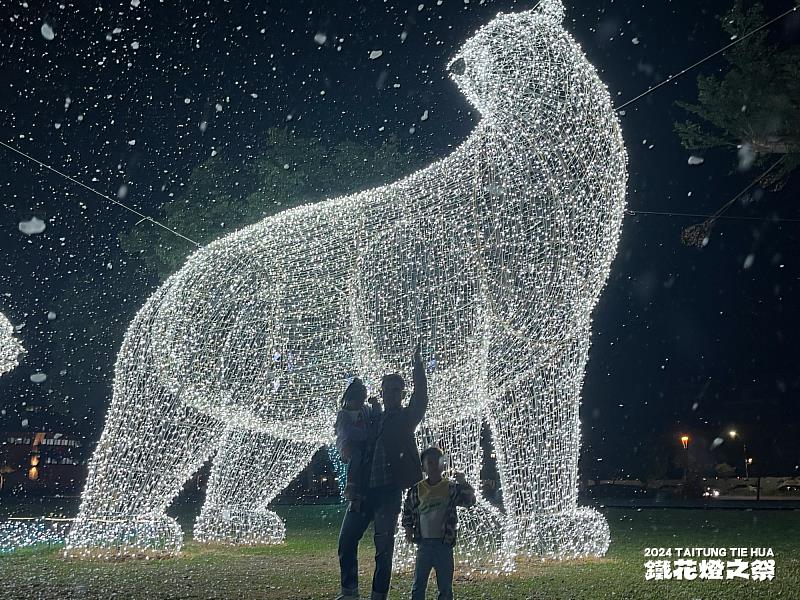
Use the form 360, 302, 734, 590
0, 505, 798, 599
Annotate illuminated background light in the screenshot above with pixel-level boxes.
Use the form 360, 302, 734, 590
65, 0, 626, 567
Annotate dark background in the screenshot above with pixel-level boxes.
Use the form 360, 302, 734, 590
1, 0, 798, 480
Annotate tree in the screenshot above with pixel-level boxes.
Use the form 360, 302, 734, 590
714, 462, 737, 478
120, 127, 423, 279
675, 1, 800, 189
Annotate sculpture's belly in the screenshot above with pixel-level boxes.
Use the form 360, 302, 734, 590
353, 213, 488, 423
150, 202, 357, 426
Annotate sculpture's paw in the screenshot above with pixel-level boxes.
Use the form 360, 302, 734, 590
509, 506, 610, 559
64, 513, 183, 558
193, 507, 285, 545
393, 498, 513, 574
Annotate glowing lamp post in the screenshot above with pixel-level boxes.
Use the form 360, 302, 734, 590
728, 429, 750, 479
679, 435, 690, 481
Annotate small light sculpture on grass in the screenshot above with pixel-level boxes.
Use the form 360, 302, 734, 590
66, 0, 626, 568
0, 312, 25, 376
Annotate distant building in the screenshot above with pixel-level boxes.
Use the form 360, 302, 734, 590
0, 411, 88, 494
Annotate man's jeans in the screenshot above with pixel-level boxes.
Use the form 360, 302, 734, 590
411, 538, 454, 600
338, 487, 402, 600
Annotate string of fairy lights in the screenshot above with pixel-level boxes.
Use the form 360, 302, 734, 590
2, 0, 791, 568
60, 0, 625, 566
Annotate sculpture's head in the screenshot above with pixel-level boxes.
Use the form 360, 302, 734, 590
447, 0, 571, 116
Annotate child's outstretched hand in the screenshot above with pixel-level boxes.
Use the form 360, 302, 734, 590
453, 471, 468, 485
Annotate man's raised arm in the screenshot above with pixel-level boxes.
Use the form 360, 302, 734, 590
407, 342, 428, 426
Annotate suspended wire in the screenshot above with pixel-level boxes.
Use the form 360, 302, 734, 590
705, 156, 786, 222
627, 211, 800, 224
628, 157, 790, 225
0, 139, 200, 247
615, 5, 799, 111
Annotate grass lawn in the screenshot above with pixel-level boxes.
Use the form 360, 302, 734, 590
0, 504, 798, 599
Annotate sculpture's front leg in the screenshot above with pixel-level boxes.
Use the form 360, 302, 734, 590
486, 333, 609, 559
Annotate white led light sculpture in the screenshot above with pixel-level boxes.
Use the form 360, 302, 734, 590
0, 312, 24, 376
67, 0, 626, 567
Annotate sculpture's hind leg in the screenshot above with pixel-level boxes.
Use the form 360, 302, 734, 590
194, 428, 320, 545
487, 334, 610, 559
393, 413, 512, 573
65, 288, 221, 558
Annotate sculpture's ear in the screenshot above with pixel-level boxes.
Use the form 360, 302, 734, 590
535, 0, 565, 22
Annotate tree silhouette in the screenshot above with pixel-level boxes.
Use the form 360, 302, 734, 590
675, 0, 800, 189
120, 127, 422, 279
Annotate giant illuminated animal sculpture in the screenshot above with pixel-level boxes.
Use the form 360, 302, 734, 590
0, 313, 24, 376
67, 0, 627, 566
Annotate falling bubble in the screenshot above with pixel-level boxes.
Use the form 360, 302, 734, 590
47, 311, 57, 321
30, 373, 47, 383
369, 50, 384, 60
18, 217, 46, 235
688, 155, 704, 166
41, 23, 55, 41
738, 144, 755, 171
314, 32, 327, 45
711, 437, 724, 450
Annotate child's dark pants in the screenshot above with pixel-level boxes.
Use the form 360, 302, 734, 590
411, 538, 454, 600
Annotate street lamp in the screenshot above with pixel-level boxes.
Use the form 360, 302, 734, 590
679, 434, 690, 480
728, 429, 749, 479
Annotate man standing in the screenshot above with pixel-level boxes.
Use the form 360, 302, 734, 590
337, 343, 428, 600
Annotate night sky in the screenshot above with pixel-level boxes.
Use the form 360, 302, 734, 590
1, 0, 798, 478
